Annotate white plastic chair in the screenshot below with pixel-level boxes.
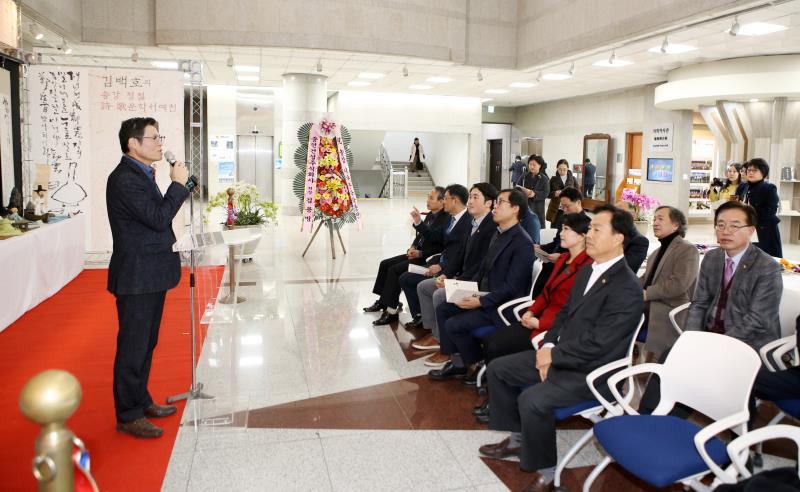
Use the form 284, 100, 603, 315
584, 331, 762, 492
539, 228, 557, 245
724, 424, 800, 483
497, 260, 543, 326
669, 302, 691, 336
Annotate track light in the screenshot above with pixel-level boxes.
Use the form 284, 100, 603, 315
608, 50, 617, 65
30, 24, 43, 40
569, 62, 575, 76
60, 39, 72, 55
402, 65, 408, 77
660, 36, 669, 54
477, 69, 483, 82
536, 71, 543, 83
316, 59, 323, 72
227, 55, 234, 67
729, 16, 740, 36
131, 49, 139, 63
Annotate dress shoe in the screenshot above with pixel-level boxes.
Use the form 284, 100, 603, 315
520, 473, 554, 492
461, 364, 481, 386
116, 417, 163, 439
144, 403, 177, 418
423, 351, 450, 367
372, 311, 399, 325
472, 400, 489, 416
412, 334, 440, 350
479, 437, 521, 459
404, 314, 423, 329
363, 300, 385, 313
428, 361, 467, 380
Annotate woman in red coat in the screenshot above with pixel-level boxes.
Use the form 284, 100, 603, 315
483, 212, 593, 362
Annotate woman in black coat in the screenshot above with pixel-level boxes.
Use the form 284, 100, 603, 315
546, 159, 577, 228
516, 155, 549, 227
743, 158, 782, 257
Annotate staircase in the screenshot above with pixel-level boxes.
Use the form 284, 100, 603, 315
407, 167, 435, 195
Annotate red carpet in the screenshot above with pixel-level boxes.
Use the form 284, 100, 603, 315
0, 266, 223, 491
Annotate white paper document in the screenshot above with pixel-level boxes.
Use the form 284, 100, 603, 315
407, 263, 428, 275
444, 279, 489, 303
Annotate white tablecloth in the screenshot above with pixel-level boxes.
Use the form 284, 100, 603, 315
0, 214, 85, 333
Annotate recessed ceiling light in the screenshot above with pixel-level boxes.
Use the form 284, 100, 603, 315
542, 73, 572, 81
592, 58, 633, 68
358, 72, 384, 79
426, 76, 453, 83
481, 98, 493, 103
237, 75, 259, 81
485, 89, 509, 94
347, 80, 371, 87
234, 65, 259, 73
151, 61, 179, 69
648, 43, 697, 54
728, 22, 787, 36
509, 82, 537, 88
408, 84, 432, 90
749, 98, 759, 103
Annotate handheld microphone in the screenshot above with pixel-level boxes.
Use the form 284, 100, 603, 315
164, 150, 199, 191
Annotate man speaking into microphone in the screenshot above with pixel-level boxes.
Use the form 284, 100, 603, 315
107, 117, 190, 438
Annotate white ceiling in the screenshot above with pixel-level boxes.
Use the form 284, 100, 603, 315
21, 0, 800, 107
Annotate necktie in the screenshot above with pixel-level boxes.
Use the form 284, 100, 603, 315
723, 258, 735, 287
446, 215, 456, 234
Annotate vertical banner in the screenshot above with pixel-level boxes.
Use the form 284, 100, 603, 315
28, 68, 91, 221
88, 68, 184, 251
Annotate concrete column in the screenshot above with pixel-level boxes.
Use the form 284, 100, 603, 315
278, 73, 328, 215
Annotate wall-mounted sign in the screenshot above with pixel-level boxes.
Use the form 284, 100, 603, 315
649, 123, 673, 152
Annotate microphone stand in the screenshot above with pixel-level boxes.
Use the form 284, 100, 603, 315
168, 163, 213, 405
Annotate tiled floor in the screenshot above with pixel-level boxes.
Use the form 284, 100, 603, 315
159, 198, 796, 491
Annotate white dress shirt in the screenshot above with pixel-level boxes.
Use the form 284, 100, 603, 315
584, 254, 625, 295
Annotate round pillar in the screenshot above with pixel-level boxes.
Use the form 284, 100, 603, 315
278, 73, 328, 215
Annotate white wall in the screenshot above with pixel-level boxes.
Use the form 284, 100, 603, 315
381, 131, 469, 187
332, 91, 482, 185
206, 85, 237, 197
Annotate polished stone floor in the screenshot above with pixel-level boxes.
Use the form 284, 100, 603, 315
156, 198, 795, 491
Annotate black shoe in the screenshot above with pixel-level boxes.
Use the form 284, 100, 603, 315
462, 363, 482, 386
472, 400, 489, 416
363, 300, 385, 313
475, 413, 490, 424
372, 311, 399, 325
428, 361, 467, 380
397, 301, 404, 312
404, 314, 423, 329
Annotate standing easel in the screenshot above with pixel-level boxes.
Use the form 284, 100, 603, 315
301, 219, 347, 259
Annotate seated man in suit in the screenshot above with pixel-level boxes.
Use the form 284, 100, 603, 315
478, 204, 643, 492
613, 200, 650, 273
639, 200, 783, 414
395, 184, 472, 326
363, 186, 448, 317
411, 183, 499, 367
428, 188, 535, 381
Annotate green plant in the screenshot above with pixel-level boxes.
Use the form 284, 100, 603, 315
205, 181, 278, 226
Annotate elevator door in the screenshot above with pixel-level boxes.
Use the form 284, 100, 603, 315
237, 135, 274, 201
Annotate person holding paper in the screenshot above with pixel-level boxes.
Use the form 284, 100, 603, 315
395, 184, 472, 326
428, 188, 534, 381
477, 205, 643, 491
412, 183, 499, 366
516, 155, 549, 227
363, 186, 448, 321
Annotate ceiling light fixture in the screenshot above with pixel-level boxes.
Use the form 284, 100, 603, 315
234, 65, 259, 73
648, 42, 697, 54
484, 89, 508, 94
536, 71, 543, 83
732, 22, 787, 37
729, 16, 740, 36
593, 52, 633, 68
347, 80, 371, 87
316, 59, 323, 72
569, 62, 575, 76
749, 98, 759, 103
358, 72, 385, 79
59, 39, 72, 55
237, 75, 259, 82
131, 49, 139, 63
402, 65, 409, 77
408, 84, 432, 90
31, 24, 43, 40
609, 51, 616, 65
480, 98, 493, 103
542, 73, 572, 81
509, 82, 536, 88
660, 36, 669, 53
227, 55, 234, 67
426, 76, 453, 83
476, 69, 483, 82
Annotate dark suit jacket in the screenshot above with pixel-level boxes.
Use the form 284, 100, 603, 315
413, 209, 449, 261
517, 172, 549, 222
745, 180, 780, 226
625, 230, 649, 272
107, 156, 189, 295
543, 258, 644, 396
473, 223, 535, 325
414, 210, 472, 277
455, 213, 496, 280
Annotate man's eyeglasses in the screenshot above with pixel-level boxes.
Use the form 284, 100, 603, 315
140, 135, 165, 143
714, 222, 751, 233
496, 198, 511, 206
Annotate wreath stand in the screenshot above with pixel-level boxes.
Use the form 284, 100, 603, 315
301, 219, 347, 259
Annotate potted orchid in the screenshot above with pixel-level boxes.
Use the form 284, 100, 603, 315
205, 181, 278, 257
620, 188, 659, 235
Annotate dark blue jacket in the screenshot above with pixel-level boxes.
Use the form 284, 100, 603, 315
746, 180, 780, 226
414, 209, 472, 277
455, 213, 496, 280
106, 156, 189, 295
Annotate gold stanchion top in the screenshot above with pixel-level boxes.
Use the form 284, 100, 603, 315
19, 370, 82, 425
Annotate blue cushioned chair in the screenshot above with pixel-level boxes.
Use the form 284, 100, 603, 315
584, 331, 762, 492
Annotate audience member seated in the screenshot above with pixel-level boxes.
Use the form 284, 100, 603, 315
477, 204, 643, 492
640, 206, 699, 360
613, 200, 650, 273
427, 189, 535, 381
412, 183, 499, 366
394, 185, 472, 326
639, 201, 783, 414
363, 186, 448, 318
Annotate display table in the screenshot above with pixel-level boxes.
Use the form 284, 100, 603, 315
0, 214, 85, 332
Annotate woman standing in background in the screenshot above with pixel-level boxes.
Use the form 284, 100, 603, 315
743, 158, 782, 257
709, 162, 742, 205
409, 137, 426, 175
545, 159, 576, 228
